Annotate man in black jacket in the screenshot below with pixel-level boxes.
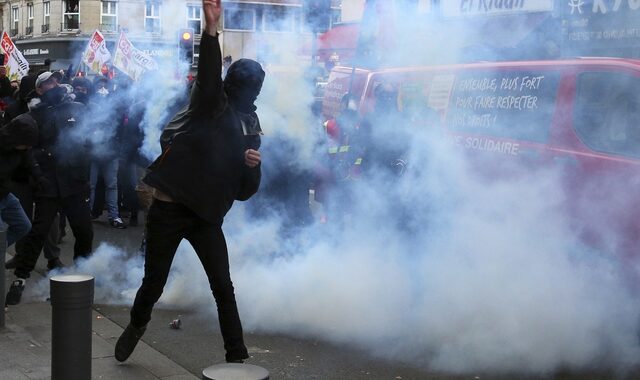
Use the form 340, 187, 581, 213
0, 114, 39, 249
6, 71, 94, 305
4, 72, 64, 272
115, 0, 263, 364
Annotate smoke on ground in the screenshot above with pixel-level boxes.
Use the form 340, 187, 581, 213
25, 0, 640, 376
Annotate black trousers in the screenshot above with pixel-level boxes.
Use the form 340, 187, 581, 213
12, 182, 60, 260
14, 192, 93, 279
130, 199, 248, 362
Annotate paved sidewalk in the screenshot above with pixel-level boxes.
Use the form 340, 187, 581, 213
2, 261, 198, 380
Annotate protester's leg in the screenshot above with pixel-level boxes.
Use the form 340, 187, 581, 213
43, 213, 61, 260
103, 160, 120, 221
120, 161, 141, 225
186, 223, 249, 362
0, 193, 32, 247
89, 161, 99, 212
14, 197, 59, 279
60, 193, 93, 260
12, 182, 33, 256
129, 200, 186, 328
58, 211, 67, 241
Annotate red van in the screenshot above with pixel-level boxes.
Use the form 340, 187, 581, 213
320, 59, 640, 258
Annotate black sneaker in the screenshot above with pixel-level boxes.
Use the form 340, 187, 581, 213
47, 258, 65, 271
6, 279, 25, 306
4, 256, 17, 269
129, 211, 139, 227
225, 349, 249, 364
115, 323, 146, 362
109, 218, 127, 229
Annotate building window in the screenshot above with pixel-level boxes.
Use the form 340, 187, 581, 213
263, 8, 295, 33
63, 0, 80, 30
101, 1, 118, 33
223, 8, 255, 31
26, 3, 34, 35
11, 7, 19, 36
145, 2, 161, 34
330, 8, 341, 28
43, 1, 51, 33
187, 5, 202, 35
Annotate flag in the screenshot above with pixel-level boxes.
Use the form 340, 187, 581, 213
113, 32, 157, 81
82, 30, 112, 74
0, 31, 29, 80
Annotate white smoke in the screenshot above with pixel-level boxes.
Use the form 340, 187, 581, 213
29, 0, 640, 376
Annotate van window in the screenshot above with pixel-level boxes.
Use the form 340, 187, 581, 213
574, 72, 640, 158
445, 71, 560, 143
397, 81, 434, 124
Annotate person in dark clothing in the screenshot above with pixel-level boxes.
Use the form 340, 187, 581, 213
0, 66, 15, 100
358, 83, 405, 175
0, 114, 39, 250
115, 0, 263, 364
4, 72, 64, 272
6, 71, 94, 306
71, 76, 92, 105
116, 96, 148, 227
3, 74, 37, 125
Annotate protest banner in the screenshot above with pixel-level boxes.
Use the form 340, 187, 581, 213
113, 32, 157, 81
82, 29, 112, 74
0, 31, 29, 80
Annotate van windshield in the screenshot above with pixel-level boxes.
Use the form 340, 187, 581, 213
574, 72, 640, 158
445, 71, 561, 144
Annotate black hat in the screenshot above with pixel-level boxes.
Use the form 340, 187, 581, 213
72, 76, 92, 89
224, 59, 265, 94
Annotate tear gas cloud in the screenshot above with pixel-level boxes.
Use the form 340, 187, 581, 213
34, 1, 640, 375
63, 0, 192, 164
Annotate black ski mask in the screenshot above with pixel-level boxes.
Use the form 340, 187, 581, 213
41, 85, 66, 105
223, 59, 265, 113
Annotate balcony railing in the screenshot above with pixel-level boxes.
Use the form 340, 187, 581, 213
25, 26, 33, 35
61, 19, 80, 32
10, 29, 18, 37
41, 24, 50, 33
100, 23, 118, 33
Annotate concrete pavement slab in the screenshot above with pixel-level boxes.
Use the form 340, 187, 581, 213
2, 264, 198, 380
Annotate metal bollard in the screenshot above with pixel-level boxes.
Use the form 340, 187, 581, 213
0, 228, 6, 328
202, 363, 269, 380
50, 274, 94, 380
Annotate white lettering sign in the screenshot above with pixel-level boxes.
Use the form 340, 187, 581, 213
443, 0, 553, 17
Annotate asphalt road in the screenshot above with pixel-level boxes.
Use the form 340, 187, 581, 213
34, 213, 640, 379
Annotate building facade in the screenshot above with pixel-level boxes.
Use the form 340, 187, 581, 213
0, 0, 342, 73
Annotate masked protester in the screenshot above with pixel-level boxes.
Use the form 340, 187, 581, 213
2, 73, 37, 125
115, 0, 263, 364
5, 71, 93, 306
71, 76, 92, 105
4, 73, 65, 272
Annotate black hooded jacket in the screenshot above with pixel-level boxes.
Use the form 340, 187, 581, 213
0, 114, 40, 199
27, 87, 89, 198
143, 31, 263, 224
2, 74, 37, 125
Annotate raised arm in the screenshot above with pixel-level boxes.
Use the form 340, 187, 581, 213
190, 0, 224, 113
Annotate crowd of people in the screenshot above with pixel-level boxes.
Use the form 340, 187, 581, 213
0, 64, 153, 306
1, 0, 264, 365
